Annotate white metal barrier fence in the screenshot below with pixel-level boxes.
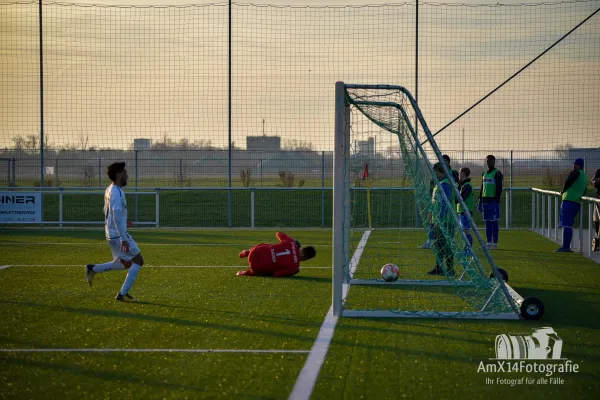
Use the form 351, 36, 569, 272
0, 190, 159, 227
532, 188, 600, 259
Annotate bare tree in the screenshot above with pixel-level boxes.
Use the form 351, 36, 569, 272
24, 135, 38, 151
11, 135, 25, 150
283, 139, 314, 152
81, 165, 97, 187
78, 133, 89, 150
554, 143, 573, 160
240, 168, 254, 187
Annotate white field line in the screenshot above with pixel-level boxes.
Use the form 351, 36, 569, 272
289, 230, 370, 400
0, 265, 11, 270
0, 348, 309, 354
6, 265, 331, 269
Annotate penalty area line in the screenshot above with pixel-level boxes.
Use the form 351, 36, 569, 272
0, 348, 310, 354
0, 265, 11, 271
289, 230, 370, 400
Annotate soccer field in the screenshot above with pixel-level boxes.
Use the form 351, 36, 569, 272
0, 229, 599, 399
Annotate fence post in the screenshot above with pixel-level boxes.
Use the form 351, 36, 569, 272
321, 151, 325, 227
541, 193, 546, 236
260, 159, 263, 187
505, 190, 509, 229
509, 150, 513, 226
54, 157, 59, 187
537, 193, 544, 234
536, 192, 540, 231
554, 196, 559, 242
135, 150, 139, 223
155, 189, 160, 228
250, 188, 255, 228
59, 187, 63, 228
588, 201, 594, 257
531, 191, 535, 231
5, 158, 9, 187
531, 189, 535, 231
547, 195, 552, 240
579, 205, 584, 253
97, 158, 101, 188
179, 159, 183, 187
11, 158, 16, 187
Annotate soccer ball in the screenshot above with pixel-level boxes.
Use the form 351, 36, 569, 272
380, 263, 399, 282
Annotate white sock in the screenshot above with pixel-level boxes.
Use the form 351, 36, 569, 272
92, 261, 126, 273
119, 263, 142, 295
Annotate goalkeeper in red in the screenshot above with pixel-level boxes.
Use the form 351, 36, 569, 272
237, 232, 316, 277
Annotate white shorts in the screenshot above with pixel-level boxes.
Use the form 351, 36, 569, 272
107, 234, 141, 262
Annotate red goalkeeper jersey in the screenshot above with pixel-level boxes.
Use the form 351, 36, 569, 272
241, 232, 301, 277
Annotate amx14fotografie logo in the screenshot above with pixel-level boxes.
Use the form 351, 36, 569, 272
478, 327, 579, 386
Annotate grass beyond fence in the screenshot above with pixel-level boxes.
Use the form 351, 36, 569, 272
37, 188, 581, 229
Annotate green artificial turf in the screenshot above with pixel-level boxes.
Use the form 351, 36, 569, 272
313, 231, 600, 400
0, 229, 331, 399
0, 229, 598, 399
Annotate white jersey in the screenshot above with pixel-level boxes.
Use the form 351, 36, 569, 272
104, 184, 128, 240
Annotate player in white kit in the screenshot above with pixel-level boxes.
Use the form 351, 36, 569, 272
85, 162, 145, 301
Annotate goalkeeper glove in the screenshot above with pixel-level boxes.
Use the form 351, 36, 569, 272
295, 239, 302, 248
476, 202, 483, 213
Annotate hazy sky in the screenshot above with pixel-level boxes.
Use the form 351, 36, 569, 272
1, 0, 598, 152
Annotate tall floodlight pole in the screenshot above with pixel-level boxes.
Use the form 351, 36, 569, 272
39, 0, 45, 188
414, 1, 419, 227
228, 0, 233, 227
415, 1, 418, 119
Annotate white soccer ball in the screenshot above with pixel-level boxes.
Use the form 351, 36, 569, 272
380, 263, 399, 282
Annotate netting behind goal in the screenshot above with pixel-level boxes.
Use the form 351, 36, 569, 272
333, 82, 521, 319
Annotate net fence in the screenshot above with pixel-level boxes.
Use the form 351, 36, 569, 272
1, 1, 598, 155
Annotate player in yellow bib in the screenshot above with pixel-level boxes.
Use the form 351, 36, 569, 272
555, 158, 588, 252
427, 162, 456, 276
419, 155, 459, 249
477, 155, 503, 250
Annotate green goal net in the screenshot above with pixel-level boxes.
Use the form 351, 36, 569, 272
333, 83, 543, 320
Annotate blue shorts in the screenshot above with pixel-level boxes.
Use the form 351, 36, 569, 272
560, 201, 581, 229
459, 212, 472, 230
483, 201, 500, 222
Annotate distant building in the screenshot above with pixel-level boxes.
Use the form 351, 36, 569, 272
357, 137, 375, 155
247, 136, 281, 151
134, 138, 151, 151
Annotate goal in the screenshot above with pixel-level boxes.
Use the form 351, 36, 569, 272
332, 82, 544, 320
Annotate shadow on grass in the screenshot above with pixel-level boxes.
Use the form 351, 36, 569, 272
0, 299, 320, 345
0, 356, 206, 393
134, 300, 200, 310
0, 301, 483, 358
0, 228, 331, 246
287, 275, 330, 283
511, 286, 600, 329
